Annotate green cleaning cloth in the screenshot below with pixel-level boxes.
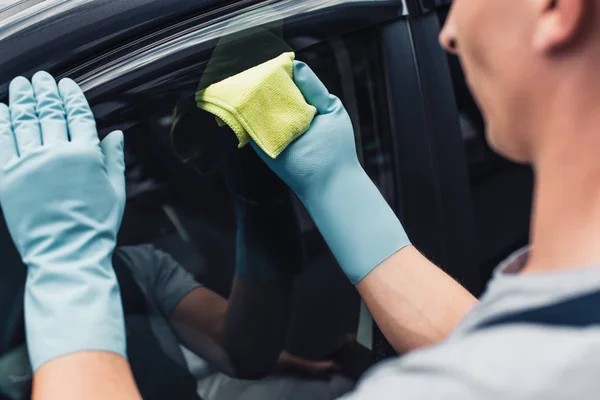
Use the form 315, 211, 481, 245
195, 52, 317, 159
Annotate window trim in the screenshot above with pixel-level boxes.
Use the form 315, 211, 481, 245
75, 0, 405, 94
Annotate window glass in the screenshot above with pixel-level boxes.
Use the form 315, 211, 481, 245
0, 16, 397, 400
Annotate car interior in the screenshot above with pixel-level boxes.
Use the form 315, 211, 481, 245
0, 3, 535, 399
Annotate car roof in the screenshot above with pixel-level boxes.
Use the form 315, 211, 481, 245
0, 0, 47, 20
0, 0, 406, 100
0, 0, 244, 97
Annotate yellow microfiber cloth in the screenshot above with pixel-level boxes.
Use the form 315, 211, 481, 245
195, 52, 317, 159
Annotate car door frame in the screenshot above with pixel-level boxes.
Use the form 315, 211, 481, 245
369, 2, 480, 360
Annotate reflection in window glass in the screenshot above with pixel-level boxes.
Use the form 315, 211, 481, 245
0, 23, 397, 400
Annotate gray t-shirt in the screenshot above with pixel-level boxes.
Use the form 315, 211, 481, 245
343, 247, 600, 399
116, 245, 202, 368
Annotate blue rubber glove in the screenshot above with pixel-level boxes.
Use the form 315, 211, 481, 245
252, 61, 411, 284
0, 72, 126, 371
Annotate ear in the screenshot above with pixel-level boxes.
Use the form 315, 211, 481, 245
533, 0, 588, 53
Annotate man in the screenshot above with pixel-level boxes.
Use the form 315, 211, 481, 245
111, 144, 353, 399
298, 0, 600, 397
2, 0, 600, 398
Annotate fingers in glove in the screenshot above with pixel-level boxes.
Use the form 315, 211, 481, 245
0, 103, 18, 166
9, 77, 42, 155
32, 71, 69, 145
292, 61, 341, 116
100, 130, 125, 191
58, 78, 99, 146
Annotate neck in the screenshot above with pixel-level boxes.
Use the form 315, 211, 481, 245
523, 101, 600, 274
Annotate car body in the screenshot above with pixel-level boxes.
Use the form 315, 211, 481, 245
0, 0, 532, 398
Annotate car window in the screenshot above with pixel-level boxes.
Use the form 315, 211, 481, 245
0, 9, 399, 400
116, 28, 394, 399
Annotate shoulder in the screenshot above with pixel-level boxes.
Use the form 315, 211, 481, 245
116, 244, 162, 264
116, 244, 183, 268
114, 244, 174, 284
344, 325, 600, 399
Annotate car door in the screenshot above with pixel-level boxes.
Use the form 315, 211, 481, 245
75, 0, 411, 375
0, 0, 479, 397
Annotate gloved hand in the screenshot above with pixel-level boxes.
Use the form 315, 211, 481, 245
221, 145, 303, 281
0, 72, 127, 371
252, 61, 411, 284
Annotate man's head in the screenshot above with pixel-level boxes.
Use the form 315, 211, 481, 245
440, 0, 600, 164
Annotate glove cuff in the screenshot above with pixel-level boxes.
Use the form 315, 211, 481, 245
301, 162, 411, 284
24, 250, 126, 371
